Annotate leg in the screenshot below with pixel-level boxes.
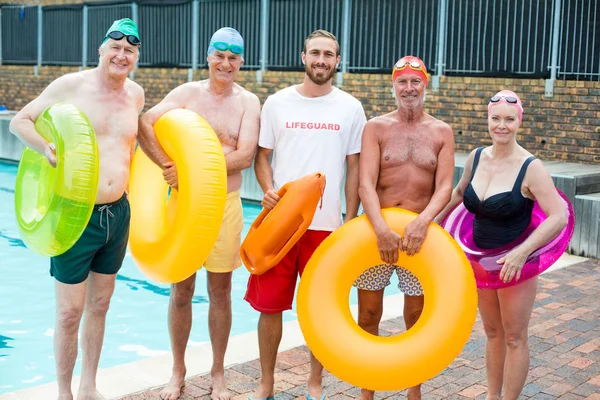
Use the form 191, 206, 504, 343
477, 288, 505, 400
77, 197, 128, 400
203, 192, 243, 400
50, 212, 101, 400
403, 294, 424, 328
161, 273, 196, 400
77, 272, 116, 400
356, 289, 385, 400
207, 271, 233, 400
357, 288, 385, 335
245, 230, 319, 400
252, 312, 282, 399
498, 277, 537, 400
54, 280, 87, 400
297, 231, 334, 400
396, 265, 424, 400
307, 351, 324, 400
403, 294, 424, 400
353, 264, 393, 400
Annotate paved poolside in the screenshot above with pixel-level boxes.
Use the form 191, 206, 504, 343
118, 258, 600, 400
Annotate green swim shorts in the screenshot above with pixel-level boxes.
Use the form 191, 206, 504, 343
50, 194, 130, 285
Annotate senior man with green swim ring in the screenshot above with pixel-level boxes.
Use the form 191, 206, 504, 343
9, 18, 145, 400
15, 103, 99, 257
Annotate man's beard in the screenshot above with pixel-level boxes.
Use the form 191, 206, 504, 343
305, 63, 336, 85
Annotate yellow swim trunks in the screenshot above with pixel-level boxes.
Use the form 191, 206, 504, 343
204, 190, 244, 273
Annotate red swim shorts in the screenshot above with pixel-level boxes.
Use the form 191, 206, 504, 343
244, 229, 331, 314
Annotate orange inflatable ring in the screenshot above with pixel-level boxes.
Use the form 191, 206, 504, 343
240, 173, 326, 275
297, 208, 477, 391
128, 109, 227, 283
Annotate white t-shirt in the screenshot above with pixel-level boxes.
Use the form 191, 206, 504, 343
259, 86, 367, 231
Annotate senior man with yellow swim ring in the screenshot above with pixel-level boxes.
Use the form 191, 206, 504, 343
136, 26, 261, 400
299, 55, 476, 397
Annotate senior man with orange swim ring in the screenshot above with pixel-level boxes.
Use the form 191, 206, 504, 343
351, 55, 456, 399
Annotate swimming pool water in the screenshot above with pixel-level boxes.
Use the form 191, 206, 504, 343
0, 162, 266, 393
0, 161, 397, 394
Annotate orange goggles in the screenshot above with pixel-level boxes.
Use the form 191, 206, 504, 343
392, 60, 429, 86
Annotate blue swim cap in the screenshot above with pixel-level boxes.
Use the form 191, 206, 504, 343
207, 27, 244, 57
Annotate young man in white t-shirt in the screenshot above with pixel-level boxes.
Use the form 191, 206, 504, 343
245, 29, 367, 400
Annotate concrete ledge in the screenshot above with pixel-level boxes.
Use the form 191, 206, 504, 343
572, 193, 600, 258
0, 115, 22, 162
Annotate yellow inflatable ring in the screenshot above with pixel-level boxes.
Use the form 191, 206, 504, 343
297, 208, 477, 391
128, 109, 227, 283
14, 103, 99, 256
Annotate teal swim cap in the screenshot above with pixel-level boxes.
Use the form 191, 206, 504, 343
207, 27, 244, 56
102, 18, 140, 45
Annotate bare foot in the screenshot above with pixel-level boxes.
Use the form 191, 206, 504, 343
160, 373, 186, 400
57, 393, 74, 400
76, 389, 106, 400
250, 382, 274, 400
359, 388, 374, 400
210, 371, 231, 400
407, 385, 421, 400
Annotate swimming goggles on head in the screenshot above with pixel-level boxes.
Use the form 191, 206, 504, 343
106, 31, 141, 46
393, 60, 427, 74
211, 41, 244, 54
490, 95, 519, 104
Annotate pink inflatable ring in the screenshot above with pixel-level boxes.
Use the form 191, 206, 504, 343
441, 189, 575, 290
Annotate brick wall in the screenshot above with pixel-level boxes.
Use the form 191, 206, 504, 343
0, 65, 598, 163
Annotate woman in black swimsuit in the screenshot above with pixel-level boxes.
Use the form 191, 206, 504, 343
437, 90, 567, 400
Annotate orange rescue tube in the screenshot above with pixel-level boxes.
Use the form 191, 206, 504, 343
297, 208, 477, 391
240, 173, 326, 275
128, 109, 227, 283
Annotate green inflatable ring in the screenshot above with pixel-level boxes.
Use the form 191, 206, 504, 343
14, 103, 99, 256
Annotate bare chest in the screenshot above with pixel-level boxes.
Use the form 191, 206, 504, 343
69, 93, 138, 143
187, 98, 243, 148
380, 131, 439, 172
